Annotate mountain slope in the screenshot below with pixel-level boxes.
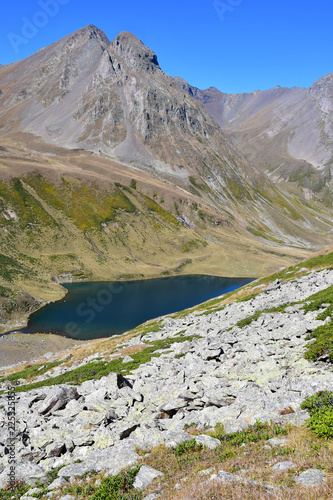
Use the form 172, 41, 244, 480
176, 74, 333, 205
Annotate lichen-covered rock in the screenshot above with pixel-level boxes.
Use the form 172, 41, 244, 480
133, 465, 163, 490
39, 386, 79, 415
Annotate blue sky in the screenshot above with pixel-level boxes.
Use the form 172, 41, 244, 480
1, 0, 332, 93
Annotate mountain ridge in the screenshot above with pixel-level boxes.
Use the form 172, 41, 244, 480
176, 72, 333, 205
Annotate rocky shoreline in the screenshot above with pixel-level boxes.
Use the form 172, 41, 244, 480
0, 268, 332, 497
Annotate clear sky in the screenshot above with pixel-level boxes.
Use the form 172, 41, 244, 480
1, 0, 332, 93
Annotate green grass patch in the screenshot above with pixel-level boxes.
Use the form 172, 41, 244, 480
181, 240, 200, 253
143, 195, 179, 226
189, 176, 211, 193
0, 254, 30, 283
301, 286, 333, 362
212, 421, 288, 446
0, 285, 14, 298
0, 485, 29, 499
0, 360, 64, 385
90, 467, 141, 500
27, 175, 136, 231
235, 303, 294, 329
302, 286, 333, 320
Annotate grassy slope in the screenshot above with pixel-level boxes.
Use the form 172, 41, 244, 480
1, 135, 320, 332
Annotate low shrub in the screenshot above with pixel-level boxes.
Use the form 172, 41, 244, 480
91, 467, 141, 500
174, 439, 203, 457
301, 391, 333, 439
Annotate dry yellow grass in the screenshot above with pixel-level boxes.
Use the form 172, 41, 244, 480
139, 426, 333, 500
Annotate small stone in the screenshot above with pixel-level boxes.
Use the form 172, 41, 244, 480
214, 470, 237, 482
294, 469, 326, 487
123, 355, 134, 363
48, 476, 69, 490
194, 435, 221, 450
272, 461, 295, 471
198, 468, 215, 476
133, 465, 163, 490
266, 438, 288, 447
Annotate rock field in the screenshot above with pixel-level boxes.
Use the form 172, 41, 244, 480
0, 268, 332, 497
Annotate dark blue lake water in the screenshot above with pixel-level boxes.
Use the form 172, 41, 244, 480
20, 275, 252, 340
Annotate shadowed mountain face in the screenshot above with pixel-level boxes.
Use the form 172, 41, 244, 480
176, 74, 333, 205
0, 26, 332, 328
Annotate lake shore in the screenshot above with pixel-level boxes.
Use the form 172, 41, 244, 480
0, 333, 81, 371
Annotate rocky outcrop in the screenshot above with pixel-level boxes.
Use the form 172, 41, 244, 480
0, 268, 332, 492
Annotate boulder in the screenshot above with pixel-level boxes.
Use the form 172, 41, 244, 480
48, 476, 69, 490
39, 386, 80, 415
194, 435, 221, 450
133, 465, 163, 490
272, 461, 295, 471
0, 462, 48, 489
294, 469, 326, 487
266, 438, 288, 447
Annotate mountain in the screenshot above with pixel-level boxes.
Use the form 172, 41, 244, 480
0, 26, 332, 330
176, 74, 333, 205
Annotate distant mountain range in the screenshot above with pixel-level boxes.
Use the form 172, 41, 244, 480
0, 25, 332, 329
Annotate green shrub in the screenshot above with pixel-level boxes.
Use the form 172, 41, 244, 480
300, 286, 333, 362
174, 439, 203, 456
301, 391, 333, 413
91, 467, 141, 500
301, 391, 333, 439
221, 421, 287, 446
304, 323, 333, 362
306, 409, 333, 439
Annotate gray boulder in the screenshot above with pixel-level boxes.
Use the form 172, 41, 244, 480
0, 462, 48, 489
294, 469, 326, 486
39, 386, 80, 415
194, 435, 221, 450
133, 465, 163, 490
266, 438, 288, 447
48, 476, 69, 490
58, 462, 92, 479
272, 461, 295, 471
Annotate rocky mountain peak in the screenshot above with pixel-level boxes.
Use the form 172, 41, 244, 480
70, 24, 111, 47
309, 72, 333, 105
110, 31, 161, 74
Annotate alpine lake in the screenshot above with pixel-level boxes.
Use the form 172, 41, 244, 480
19, 275, 253, 340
